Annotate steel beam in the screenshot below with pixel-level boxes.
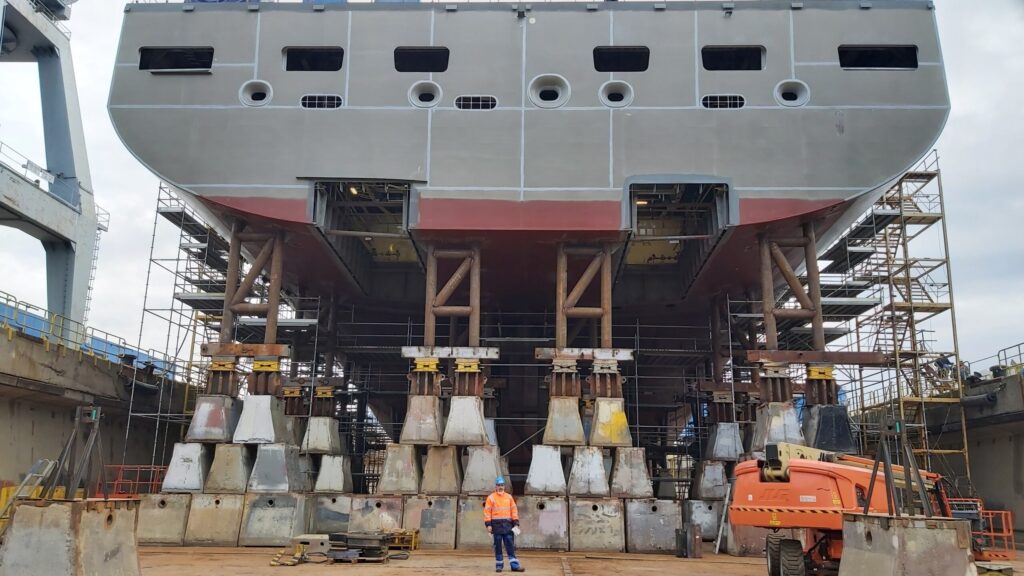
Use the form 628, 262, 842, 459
745, 350, 889, 366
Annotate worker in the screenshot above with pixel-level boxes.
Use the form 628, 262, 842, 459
484, 476, 525, 573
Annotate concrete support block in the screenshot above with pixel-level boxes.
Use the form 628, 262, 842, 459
204, 443, 253, 494
349, 496, 404, 533
376, 443, 422, 495
684, 500, 723, 541
568, 446, 610, 497
186, 395, 241, 443
750, 401, 805, 453
184, 494, 244, 546
517, 496, 569, 550
312, 494, 352, 534
314, 455, 353, 493
461, 445, 503, 495
838, 514, 975, 576
300, 416, 342, 454
569, 498, 624, 552
233, 395, 290, 444
485, 418, 499, 447
136, 494, 191, 546
542, 397, 585, 446
443, 396, 490, 445
0, 500, 141, 576
707, 422, 743, 461
421, 445, 462, 495
400, 395, 444, 445
403, 495, 458, 550
248, 443, 310, 493
724, 520, 768, 557
588, 397, 632, 447
610, 447, 653, 498
693, 460, 728, 500
803, 404, 857, 453
525, 444, 567, 496
162, 442, 211, 493
455, 496, 491, 550
625, 499, 682, 553
239, 493, 310, 547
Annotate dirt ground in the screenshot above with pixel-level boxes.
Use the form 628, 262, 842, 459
139, 546, 770, 576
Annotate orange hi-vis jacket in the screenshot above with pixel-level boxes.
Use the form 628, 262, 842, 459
484, 491, 519, 527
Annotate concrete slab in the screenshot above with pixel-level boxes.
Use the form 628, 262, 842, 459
377, 443, 422, 495
625, 499, 681, 554
525, 444, 567, 495
403, 496, 458, 550
693, 460, 728, 500
610, 447, 653, 498
136, 494, 191, 546
186, 395, 241, 443
588, 398, 632, 447
233, 395, 290, 444
0, 499, 141, 576
685, 500, 723, 541
485, 418, 499, 447
204, 443, 253, 494
422, 445, 462, 495
455, 496, 491, 550
239, 493, 310, 547
750, 402, 804, 453
162, 442, 211, 493
301, 416, 342, 454
248, 443, 310, 493
568, 446, 610, 497
569, 498, 625, 552
543, 397, 585, 445
400, 395, 444, 445
517, 496, 569, 551
348, 496, 404, 532
184, 494, 244, 546
311, 494, 352, 534
443, 396, 489, 446
803, 404, 857, 453
707, 422, 743, 461
314, 454, 353, 493
462, 445, 503, 495
838, 514, 975, 576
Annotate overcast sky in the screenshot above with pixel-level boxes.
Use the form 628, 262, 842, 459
0, 0, 1022, 366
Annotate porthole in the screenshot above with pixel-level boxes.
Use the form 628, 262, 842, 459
599, 80, 633, 108
239, 79, 273, 107
529, 74, 570, 109
774, 79, 810, 107
409, 80, 442, 108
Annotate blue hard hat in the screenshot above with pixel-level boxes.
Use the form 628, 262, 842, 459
495, 476, 506, 485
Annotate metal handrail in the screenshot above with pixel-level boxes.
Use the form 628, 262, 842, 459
0, 139, 84, 210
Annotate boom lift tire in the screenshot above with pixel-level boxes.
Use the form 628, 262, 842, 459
779, 539, 806, 576
766, 532, 782, 576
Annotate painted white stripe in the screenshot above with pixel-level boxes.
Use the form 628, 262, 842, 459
110, 103, 947, 112
344, 12, 352, 106
253, 11, 261, 80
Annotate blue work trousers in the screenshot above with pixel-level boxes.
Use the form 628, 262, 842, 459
492, 531, 520, 570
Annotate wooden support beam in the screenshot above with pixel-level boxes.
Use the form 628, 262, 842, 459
221, 221, 244, 343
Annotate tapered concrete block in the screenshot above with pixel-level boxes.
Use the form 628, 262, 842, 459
162, 442, 211, 493
376, 443, 421, 495
136, 494, 191, 546
400, 395, 444, 445
525, 444, 567, 495
349, 496, 403, 532
239, 493, 310, 547
588, 397, 632, 447
751, 401, 804, 452
455, 496, 491, 550
314, 455, 353, 493
185, 494, 244, 546
233, 395, 290, 444
724, 519, 768, 557
186, 395, 241, 443
707, 422, 743, 461
485, 418, 498, 446
685, 500, 723, 541
803, 404, 857, 453
625, 499, 682, 553
248, 443, 310, 493
204, 443, 253, 494
461, 445, 503, 495
301, 416, 342, 454
421, 446, 462, 495
517, 496, 569, 550
403, 495, 458, 549
443, 396, 489, 445
693, 460, 728, 500
569, 498, 624, 552
568, 446, 610, 497
543, 397, 585, 445
312, 494, 351, 533
610, 447, 654, 498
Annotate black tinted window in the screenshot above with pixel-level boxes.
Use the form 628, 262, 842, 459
139, 47, 214, 71
394, 47, 450, 73
838, 46, 918, 69
285, 47, 344, 72
701, 46, 764, 71
593, 46, 650, 72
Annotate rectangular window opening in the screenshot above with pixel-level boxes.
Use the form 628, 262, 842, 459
285, 47, 345, 72
394, 47, 450, 73
301, 95, 343, 109
593, 46, 650, 73
838, 45, 918, 69
139, 47, 214, 72
455, 96, 497, 110
701, 46, 764, 71
701, 95, 745, 109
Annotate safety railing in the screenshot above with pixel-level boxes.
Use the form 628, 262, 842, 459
947, 498, 1017, 562
28, 0, 72, 38
93, 465, 167, 498
0, 138, 83, 209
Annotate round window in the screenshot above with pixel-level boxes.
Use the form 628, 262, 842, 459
239, 79, 273, 107
529, 74, 571, 109
774, 79, 810, 107
409, 81, 442, 109
599, 80, 634, 108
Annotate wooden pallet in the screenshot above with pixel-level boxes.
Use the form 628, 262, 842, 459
388, 529, 420, 551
